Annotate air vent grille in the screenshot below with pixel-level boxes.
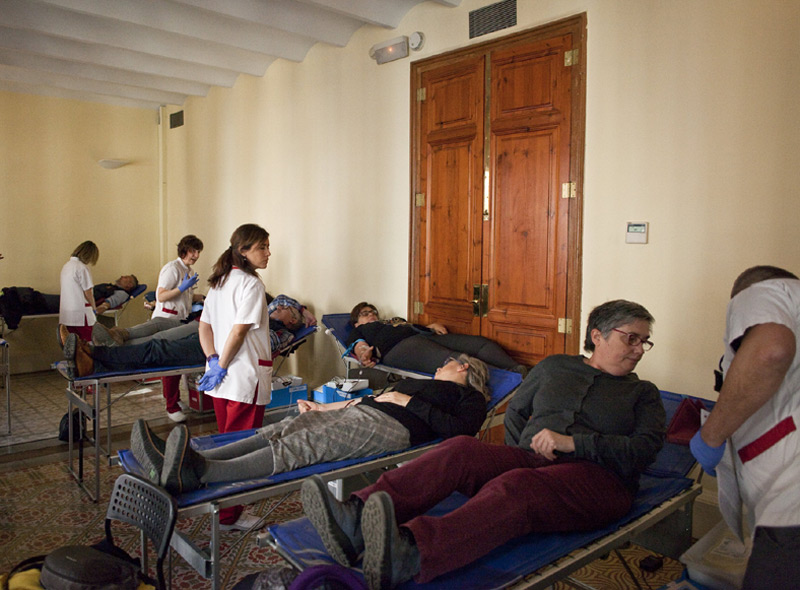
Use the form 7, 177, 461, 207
469, 0, 517, 39
169, 110, 184, 129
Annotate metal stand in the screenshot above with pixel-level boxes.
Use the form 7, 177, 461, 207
0, 339, 10, 435
64, 365, 204, 502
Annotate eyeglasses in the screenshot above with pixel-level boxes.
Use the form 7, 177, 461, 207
440, 356, 466, 369
358, 308, 378, 318
612, 328, 654, 351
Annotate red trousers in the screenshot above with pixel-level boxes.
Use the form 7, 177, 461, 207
162, 376, 181, 413
353, 436, 633, 583
212, 394, 265, 524
66, 324, 93, 343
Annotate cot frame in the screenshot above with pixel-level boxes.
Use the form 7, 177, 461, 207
0, 284, 148, 336
0, 339, 9, 435
167, 444, 439, 590
62, 325, 319, 502
118, 364, 520, 590
264, 481, 700, 590
502, 482, 701, 589
65, 365, 204, 502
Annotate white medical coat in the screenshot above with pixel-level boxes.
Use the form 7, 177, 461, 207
717, 279, 800, 539
152, 258, 194, 320
59, 257, 95, 327
200, 269, 271, 405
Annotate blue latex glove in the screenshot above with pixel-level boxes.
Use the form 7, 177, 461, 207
198, 357, 227, 391
690, 430, 726, 476
178, 272, 199, 293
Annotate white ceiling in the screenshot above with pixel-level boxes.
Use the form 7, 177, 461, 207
0, 0, 460, 110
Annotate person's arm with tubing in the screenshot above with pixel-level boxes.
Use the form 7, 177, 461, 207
692, 322, 795, 474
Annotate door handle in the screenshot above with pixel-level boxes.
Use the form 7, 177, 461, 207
473, 284, 489, 317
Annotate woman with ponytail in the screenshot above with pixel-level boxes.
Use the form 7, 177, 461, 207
192, 224, 272, 530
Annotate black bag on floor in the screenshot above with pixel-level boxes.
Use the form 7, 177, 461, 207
58, 409, 85, 442
3, 542, 139, 590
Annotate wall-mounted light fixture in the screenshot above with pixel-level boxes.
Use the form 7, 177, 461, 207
97, 159, 130, 169
369, 32, 424, 65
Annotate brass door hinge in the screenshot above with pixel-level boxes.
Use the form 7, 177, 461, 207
415, 193, 425, 207
561, 182, 576, 199
558, 318, 573, 334
564, 49, 578, 67
413, 301, 424, 315
417, 87, 426, 102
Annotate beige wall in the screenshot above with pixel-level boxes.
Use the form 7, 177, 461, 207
4, 1, 799, 392
0, 94, 160, 370
164, 0, 800, 394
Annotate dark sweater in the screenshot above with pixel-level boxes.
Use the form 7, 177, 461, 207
359, 378, 487, 446
346, 320, 431, 359
504, 354, 665, 493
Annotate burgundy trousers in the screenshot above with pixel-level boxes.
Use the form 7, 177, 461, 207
212, 393, 265, 524
353, 436, 633, 583
162, 376, 182, 413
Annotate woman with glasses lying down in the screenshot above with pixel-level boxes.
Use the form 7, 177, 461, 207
345, 302, 526, 376
130, 354, 489, 495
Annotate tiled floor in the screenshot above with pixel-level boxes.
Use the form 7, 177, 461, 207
0, 370, 174, 447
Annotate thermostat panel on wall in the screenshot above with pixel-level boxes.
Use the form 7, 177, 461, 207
626, 222, 649, 244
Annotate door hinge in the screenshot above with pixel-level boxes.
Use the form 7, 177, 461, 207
561, 182, 576, 199
564, 49, 578, 67
417, 87, 426, 102
415, 193, 425, 207
414, 301, 424, 315
557, 318, 573, 334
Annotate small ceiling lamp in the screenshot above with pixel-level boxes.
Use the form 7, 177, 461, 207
97, 159, 130, 169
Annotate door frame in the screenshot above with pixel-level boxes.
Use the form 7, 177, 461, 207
409, 13, 587, 355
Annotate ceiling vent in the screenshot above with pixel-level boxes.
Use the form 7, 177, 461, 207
469, 0, 517, 39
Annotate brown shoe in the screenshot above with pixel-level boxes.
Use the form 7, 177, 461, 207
74, 339, 95, 377
109, 327, 128, 345
58, 325, 70, 348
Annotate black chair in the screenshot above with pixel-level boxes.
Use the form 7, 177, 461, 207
106, 473, 177, 590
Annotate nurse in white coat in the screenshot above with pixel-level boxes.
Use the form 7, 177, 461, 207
59, 241, 99, 342
197, 223, 272, 531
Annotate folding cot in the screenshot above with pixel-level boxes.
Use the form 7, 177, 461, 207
0, 283, 148, 335
117, 365, 522, 590
57, 323, 318, 502
264, 390, 710, 590
322, 313, 438, 380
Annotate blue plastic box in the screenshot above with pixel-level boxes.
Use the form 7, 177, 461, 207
313, 385, 372, 404
267, 384, 308, 408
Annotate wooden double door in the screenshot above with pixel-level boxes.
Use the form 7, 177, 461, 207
409, 15, 586, 366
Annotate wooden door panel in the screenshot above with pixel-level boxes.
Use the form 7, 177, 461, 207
482, 35, 573, 365
492, 38, 569, 120
414, 57, 485, 334
410, 17, 586, 367
490, 131, 558, 311
423, 140, 481, 331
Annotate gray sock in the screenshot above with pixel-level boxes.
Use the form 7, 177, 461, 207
201, 428, 274, 460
